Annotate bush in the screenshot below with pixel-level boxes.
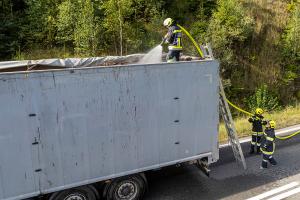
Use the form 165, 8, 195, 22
247, 84, 281, 112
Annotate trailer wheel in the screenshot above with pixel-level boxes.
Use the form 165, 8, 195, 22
105, 174, 146, 200
49, 185, 98, 200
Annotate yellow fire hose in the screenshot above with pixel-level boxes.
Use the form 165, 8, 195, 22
225, 98, 253, 116
226, 99, 300, 139
177, 24, 300, 140
227, 97, 300, 140
177, 24, 204, 58
275, 130, 300, 140
226, 99, 300, 140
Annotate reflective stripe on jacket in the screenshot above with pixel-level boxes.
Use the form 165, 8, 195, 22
260, 128, 276, 155
248, 114, 266, 132
252, 131, 264, 136
165, 25, 183, 50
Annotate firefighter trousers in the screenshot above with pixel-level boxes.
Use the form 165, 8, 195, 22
250, 132, 263, 153
261, 153, 277, 168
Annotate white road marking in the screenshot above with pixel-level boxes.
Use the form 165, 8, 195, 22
267, 186, 300, 200
278, 127, 300, 135
246, 182, 299, 200
220, 126, 300, 148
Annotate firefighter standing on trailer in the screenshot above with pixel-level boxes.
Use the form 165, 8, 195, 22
260, 120, 277, 169
248, 108, 267, 154
161, 18, 183, 62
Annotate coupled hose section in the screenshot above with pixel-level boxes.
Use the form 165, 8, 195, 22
177, 24, 300, 141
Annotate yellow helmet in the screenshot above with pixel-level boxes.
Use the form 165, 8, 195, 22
255, 108, 264, 115
269, 120, 276, 128
163, 18, 173, 27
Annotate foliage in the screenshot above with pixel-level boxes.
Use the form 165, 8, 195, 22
23, 0, 61, 46
0, 17, 19, 59
0, 0, 217, 58
187, 0, 217, 55
247, 84, 281, 112
56, 0, 78, 44
74, 0, 99, 56
207, 0, 254, 66
49, 0, 99, 56
101, 0, 135, 55
0, 0, 25, 59
101, 0, 164, 55
282, 2, 300, 84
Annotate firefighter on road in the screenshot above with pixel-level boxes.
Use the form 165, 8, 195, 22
248, 108, 267, 154
161, 18, 183, 62
260, 120, 277, 169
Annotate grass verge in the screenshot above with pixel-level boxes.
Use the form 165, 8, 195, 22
219, 104, 300, 143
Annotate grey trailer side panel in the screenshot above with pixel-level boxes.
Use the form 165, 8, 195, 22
0, 61, 219, 199
0, 78, 39, 200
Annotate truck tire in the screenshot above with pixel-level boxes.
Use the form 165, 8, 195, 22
105, 174, 147, 200
49, 185, 98, 200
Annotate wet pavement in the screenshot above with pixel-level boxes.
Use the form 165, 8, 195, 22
145, 128, 300, 200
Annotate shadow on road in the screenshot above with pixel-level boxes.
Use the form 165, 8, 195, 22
144, 134, 300, 200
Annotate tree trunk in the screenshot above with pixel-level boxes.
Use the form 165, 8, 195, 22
114, 34, 118, 55
117, 0, 123, 56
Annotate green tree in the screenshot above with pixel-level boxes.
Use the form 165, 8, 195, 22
74, 0, 99, 56
56, 0, 78, 44
124, 0, 164, 53
188, 0, 217, 55
282, 1, 300, 85
207, 0, 254, 66
24, 0, 61, 46
101, 0, 133, 55
0, 0, 25, 60
56, 0, 99, 56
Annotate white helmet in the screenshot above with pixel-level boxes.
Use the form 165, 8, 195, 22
163, 18, 173, 27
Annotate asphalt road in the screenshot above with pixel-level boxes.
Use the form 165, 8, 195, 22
144, 125, 300, 200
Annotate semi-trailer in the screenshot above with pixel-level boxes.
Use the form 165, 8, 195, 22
0, 58, 219, 200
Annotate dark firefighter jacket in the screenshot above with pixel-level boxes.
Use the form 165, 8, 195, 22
164, 25, 182, 50
260, 128, 275, 155
248, 115, 266, 132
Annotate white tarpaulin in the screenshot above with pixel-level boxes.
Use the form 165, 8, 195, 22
0, 54, 144, 71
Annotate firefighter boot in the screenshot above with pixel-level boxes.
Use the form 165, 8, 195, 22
260, 160, 268, 169
269, 157, 277, 166
249, 145, 255, 154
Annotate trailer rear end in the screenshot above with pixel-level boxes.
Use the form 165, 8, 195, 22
0, 60, 219, 200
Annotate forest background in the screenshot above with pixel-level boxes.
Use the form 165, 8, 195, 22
0, 0, 299, 114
